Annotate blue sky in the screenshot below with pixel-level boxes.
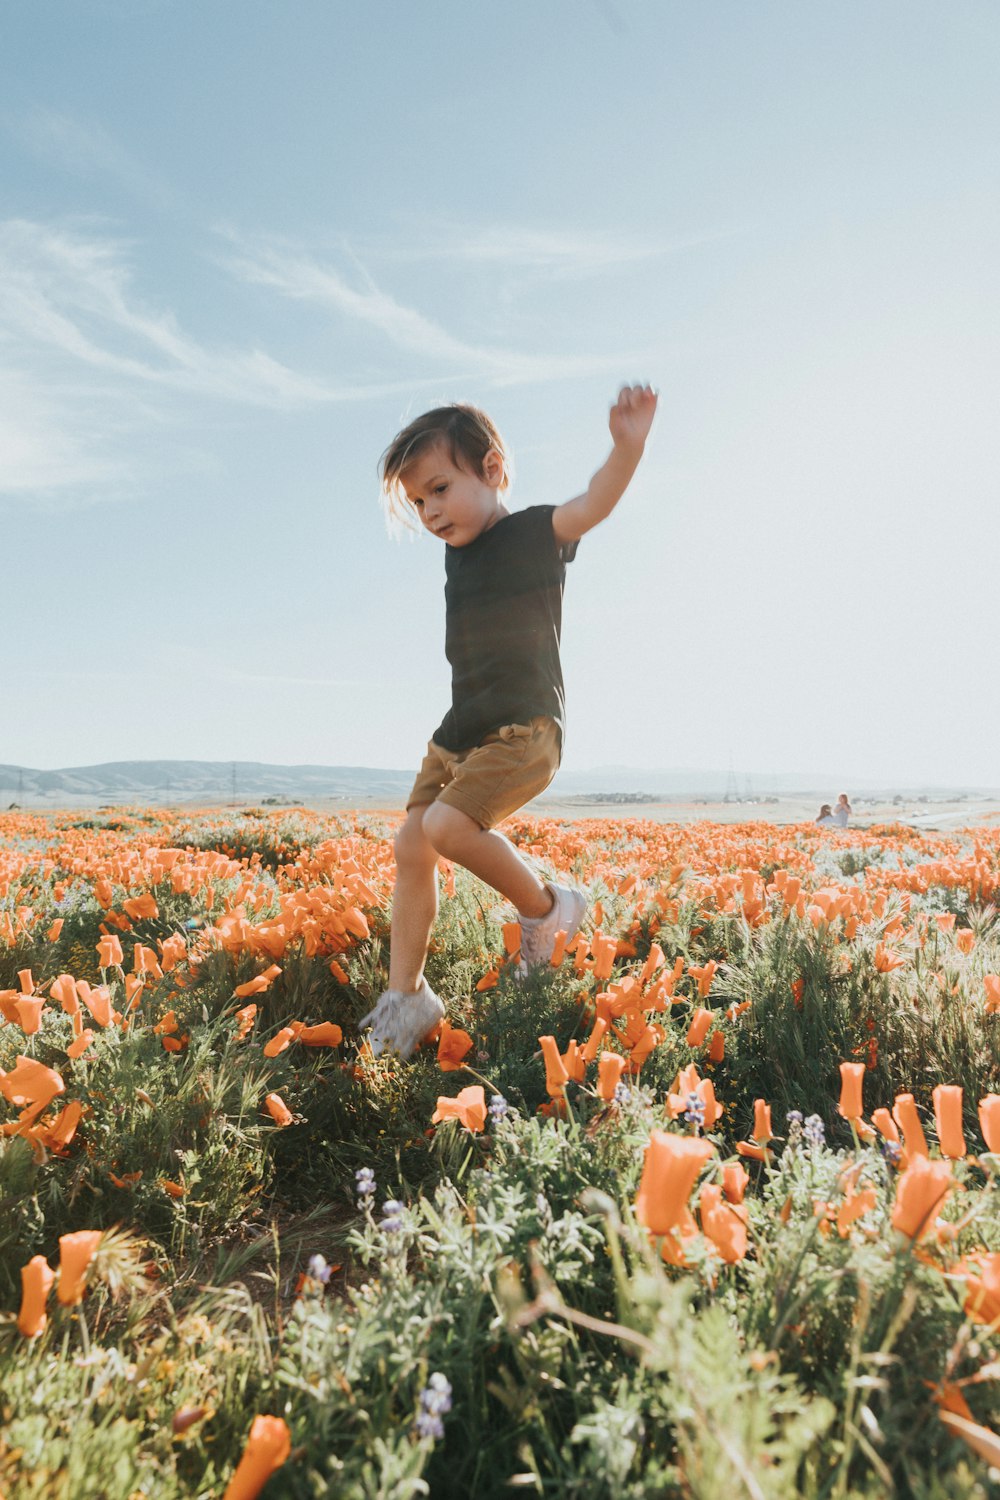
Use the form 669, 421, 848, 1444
3, 1, 999, 785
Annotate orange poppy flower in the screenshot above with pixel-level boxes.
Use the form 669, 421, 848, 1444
17, 1255, 55, 1338
66, 1029, 95, 1060
475, 969, 499, 992
329, 959, 350, 984
97, 935, 123, 969
159, 1177, 186, 1198
985, 975, 1000, 1014
931, 1383, 975, 1422
160, 933, 187, 972
223, 1414, 292, 1500
502, 922, 521, 957
666, 1064, 723, 1130
874, 944, 906, 973
234, 1003, 258, 1040
890, 1155, 953, 1242
132, 943, 163, 978
264, 1093, 293, 1127
933, 1084, 966, 1159
263, 1026, 297, 1058
235, 964, 283, 999
580, 1015, 608, 1063
722, 1162, 749, 1203
979, 1095, 1000, 1153
892, 1093, 929, 1159
956, 929, 975, 954
686, 1007, 712, 1048
699, 1183, 748, 1262
297, 1022, 344, 1048
47, 917, 64, 941
753, 1099, 773, 1144
596, 1051, 627, 1101
591, 935, 618, 981
837, 1183, 877, 1238
688, 959, 718, 998
123, 893, 158, 920
562, 1039, 586, 1083
960, 1252, 1000, 1327
539, 1035, 569, 1099
77, 982, 114, 1028
49, 974, 79, 1016
838, 1060, 865, 1121
431, 1085, 486, 1133
634, 1130, 715, 1237
45, 1100, 83, 1151
56, 1230, 102, 1307
436, 1020, 473, 1072
14, 997, 45, 1035
0, 1056, 65, 1112
109, 1169, 143, 1189
871, 1107, 901, 1147
707, 1029, 725, 1063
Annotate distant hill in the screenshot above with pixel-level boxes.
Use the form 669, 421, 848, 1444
1, 760, 995, 808
0, 760, 413, 804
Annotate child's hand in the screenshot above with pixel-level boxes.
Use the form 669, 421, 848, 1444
608, 384, 657, 452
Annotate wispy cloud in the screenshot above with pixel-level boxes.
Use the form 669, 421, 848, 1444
373, 221, 744, 276
0, 218, 439, 501
0, 210, 665, 503
0, 219, 355, 407
220, 231, 635, 384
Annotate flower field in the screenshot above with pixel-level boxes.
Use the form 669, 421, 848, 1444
3, 806, 1000, 1498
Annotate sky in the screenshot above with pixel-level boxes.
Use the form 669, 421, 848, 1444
2, 0, 999, 786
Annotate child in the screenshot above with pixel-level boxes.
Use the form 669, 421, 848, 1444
832, 793, 852, 827
360, 385, 658, 1058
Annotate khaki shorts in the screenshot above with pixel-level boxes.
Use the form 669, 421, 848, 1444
407, 716, 561, 830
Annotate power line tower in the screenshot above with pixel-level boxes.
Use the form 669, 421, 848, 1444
724, 757, 739, 804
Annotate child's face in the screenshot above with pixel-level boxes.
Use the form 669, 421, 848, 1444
401, 442, 506, 547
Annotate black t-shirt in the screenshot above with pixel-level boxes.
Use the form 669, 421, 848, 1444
433, 505, 578, 752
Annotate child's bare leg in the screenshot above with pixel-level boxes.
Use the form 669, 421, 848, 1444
388, 807, 440, 994
420, 803, 552, 918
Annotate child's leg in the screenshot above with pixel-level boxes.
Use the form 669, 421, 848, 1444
388, 806, 441, 994
420, 802, 552, 918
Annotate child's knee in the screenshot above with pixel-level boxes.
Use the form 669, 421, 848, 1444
421, 801, 479, 859
394, 808, 437, 867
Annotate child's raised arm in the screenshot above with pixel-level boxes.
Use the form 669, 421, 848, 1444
552, 384, 657, 544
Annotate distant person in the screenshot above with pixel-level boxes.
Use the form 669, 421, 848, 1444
360, 387, 658, 1058
832, 793, 852, 827
816, 803, 836, 826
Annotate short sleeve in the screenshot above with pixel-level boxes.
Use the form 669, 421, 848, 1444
524, 504, 577, 565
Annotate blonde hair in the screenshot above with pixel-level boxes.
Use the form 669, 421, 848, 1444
379, 403, 511, 529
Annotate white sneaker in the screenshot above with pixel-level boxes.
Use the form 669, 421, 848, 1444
517, 882, 587, 976
359, 979, 445, 1060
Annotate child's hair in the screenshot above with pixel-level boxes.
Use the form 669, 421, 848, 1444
379, 403, 511, 528
817, 804, 832, 820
